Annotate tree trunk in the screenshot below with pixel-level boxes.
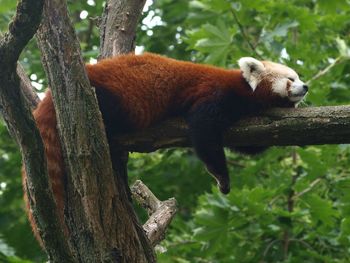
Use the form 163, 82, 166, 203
3, 1, 350, 262
36, 0, 155, 262
0, 0, 72, 261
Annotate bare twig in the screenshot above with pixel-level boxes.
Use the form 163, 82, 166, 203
131, 180, 177, 246
263, 239, 281, 258
262, 238, 314, 261
268, 194, 282, 208
131, 180, 163, 215
230, 8, 263, 59
84, 19, 95, 50
283, 147, 300, 259
289, 238, 314, 250
293, 177, 323, 200
306, 56, 344, 85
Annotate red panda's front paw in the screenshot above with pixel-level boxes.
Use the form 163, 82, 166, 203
218, 182, 230, 195
205, 166, 231, 194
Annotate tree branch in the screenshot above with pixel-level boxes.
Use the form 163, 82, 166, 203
306, 56, 345, 85
293, 177, 323, 200
131, 180, 177, 246
17, 63, 40, 109
230, 8, 262, 60
99, 0, 178, 250
99, 0, 146, 58
0, 0, 44, 62
114, 106, 350, 152
0, 0, 72, 261
283, 148, 299, 259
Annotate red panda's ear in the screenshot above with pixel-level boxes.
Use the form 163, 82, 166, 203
238, 57, 265, 91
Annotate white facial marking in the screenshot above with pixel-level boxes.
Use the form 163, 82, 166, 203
289, 78, 307, 101
238, 57, 265, 91
272, 78, 288, 97
261, 61, 307, 103
238, 59, 307, 103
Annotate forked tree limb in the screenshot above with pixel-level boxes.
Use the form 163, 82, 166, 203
131, 180, 177, 246
114, 106, 350, 152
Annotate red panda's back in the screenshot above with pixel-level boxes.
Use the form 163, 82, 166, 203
86, 53, 213, 128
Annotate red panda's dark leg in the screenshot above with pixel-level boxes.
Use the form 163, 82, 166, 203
186, 101, 231, 194
186, 91, 257, 194
94, 86, 134, 200
191, 131, 230, 194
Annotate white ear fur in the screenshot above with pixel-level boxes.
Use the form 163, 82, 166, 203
238, 57, 265, 91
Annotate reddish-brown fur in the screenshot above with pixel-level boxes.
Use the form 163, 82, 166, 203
86, 53, 250, 128
22, 53, 293, 242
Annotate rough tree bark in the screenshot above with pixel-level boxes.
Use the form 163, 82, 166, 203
17, 63, 40, 110
1, 0, 174, 261
115, 106, 350, 152
99, 0, 146, 58
131, 181, 177, 247
2, 0, 350, 262
98, 0, 177, 249
0, 0, 72, 261
36, 0, 155, 262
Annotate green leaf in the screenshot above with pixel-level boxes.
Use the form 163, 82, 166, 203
338, 218, 350, 246
261, 20, 299, 42
336, 38, 350, 58
187, 21, 234, 66
317, 0, 350, 13
298, 148, 327, 180
304, 195, 336, 226
0, 0, 16, 13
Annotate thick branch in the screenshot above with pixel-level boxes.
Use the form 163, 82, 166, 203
37, 0, 154, 262
0, 0, 44, 62
99, 1, 157, 261
115, 106, 350, 152
99, 0, 177, 252
99, 0, 146, 58
0, 0, 72, 261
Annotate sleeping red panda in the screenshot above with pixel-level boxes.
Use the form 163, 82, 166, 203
22, 53, 307, 242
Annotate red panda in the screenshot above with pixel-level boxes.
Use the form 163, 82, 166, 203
22, 53, 308, 242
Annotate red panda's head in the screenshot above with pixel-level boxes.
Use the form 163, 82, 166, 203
238, 57, 308, 105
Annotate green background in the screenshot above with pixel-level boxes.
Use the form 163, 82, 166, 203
0, 0, 350, 262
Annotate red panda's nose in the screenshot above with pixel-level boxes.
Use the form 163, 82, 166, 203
303, 85, 308, 92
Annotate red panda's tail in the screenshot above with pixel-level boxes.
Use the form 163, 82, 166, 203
22, 90, 66, 244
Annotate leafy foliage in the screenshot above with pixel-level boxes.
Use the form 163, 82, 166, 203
0, 121, 45, 261
0, 0, 350, 262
